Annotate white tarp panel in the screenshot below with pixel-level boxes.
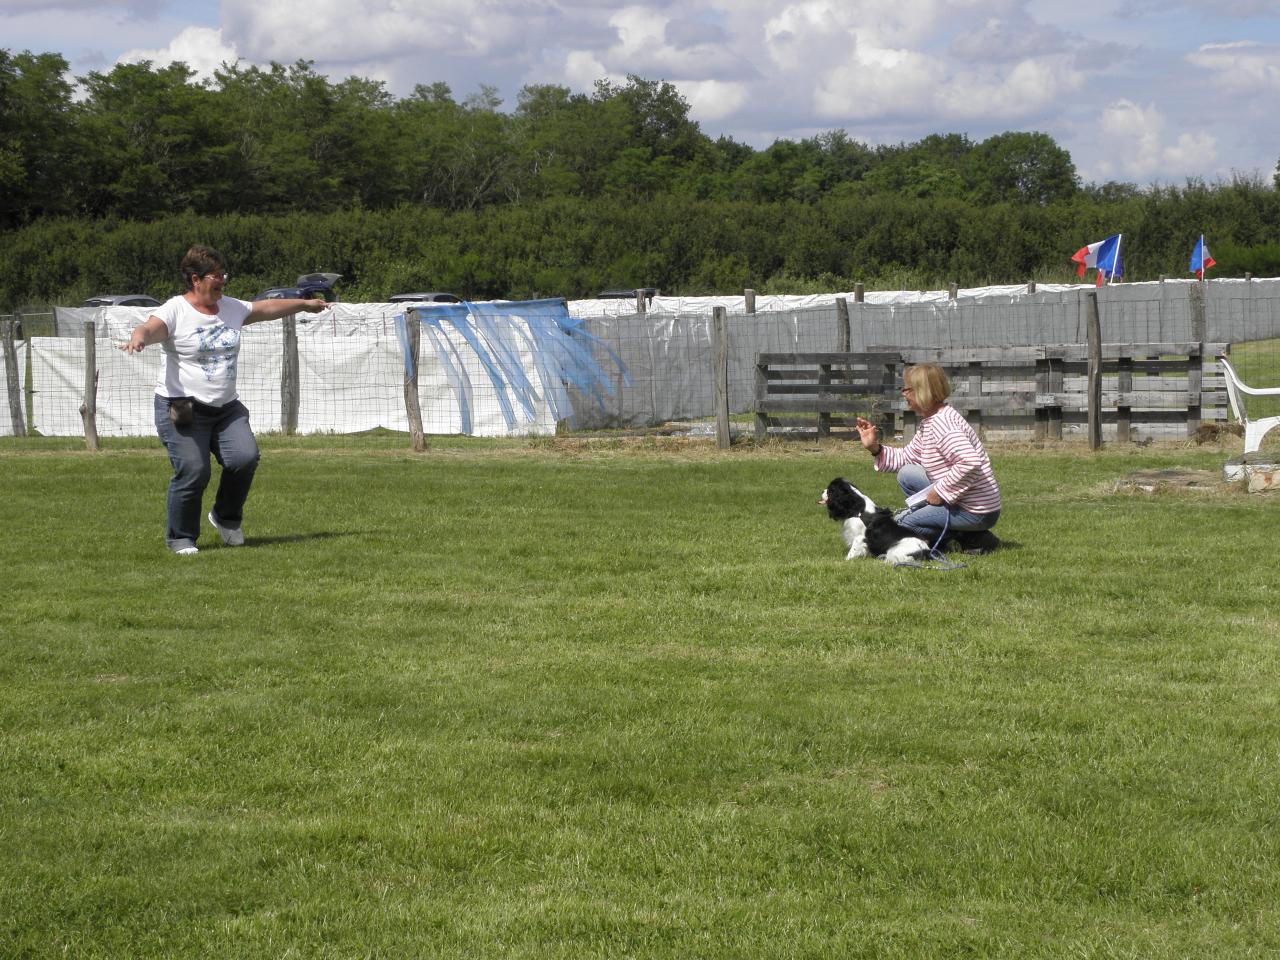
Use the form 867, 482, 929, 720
32, 303, 564, 438
565, 283, 1098, 318
31, 338, 163, 437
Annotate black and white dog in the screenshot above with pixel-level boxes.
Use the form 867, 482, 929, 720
819, 477, 930, 564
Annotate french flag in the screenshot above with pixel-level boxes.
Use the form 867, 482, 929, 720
1071, 234, 1123, 286
1190, 235, 1216, 280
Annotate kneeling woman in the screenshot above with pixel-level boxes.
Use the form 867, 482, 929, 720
854, 362, 1001, 552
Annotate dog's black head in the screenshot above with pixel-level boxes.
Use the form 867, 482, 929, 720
820, 477, 871, 522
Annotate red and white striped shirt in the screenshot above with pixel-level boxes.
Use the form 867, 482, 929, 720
875, 404, 1001, 514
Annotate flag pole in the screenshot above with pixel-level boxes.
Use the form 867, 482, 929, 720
1110, 234, 1122, 285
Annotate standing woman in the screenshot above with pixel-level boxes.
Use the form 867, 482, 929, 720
123, 245, 328, 555
854, 362, 1002, 553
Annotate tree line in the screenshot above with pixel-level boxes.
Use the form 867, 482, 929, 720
2, 49, 1279, 306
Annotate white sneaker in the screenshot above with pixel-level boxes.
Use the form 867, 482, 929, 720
207, 510, 245, 547
173, 545, 199, 556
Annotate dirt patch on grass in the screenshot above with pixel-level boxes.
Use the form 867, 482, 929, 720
1111, 467, 1240, 496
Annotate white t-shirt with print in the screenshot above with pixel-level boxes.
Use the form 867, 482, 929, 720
152, 294, 253, 406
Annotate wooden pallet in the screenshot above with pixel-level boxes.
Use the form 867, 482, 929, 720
755, 344, 1229, 442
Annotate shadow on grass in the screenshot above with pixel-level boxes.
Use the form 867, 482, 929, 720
943, 538, 1021, 556
241, 531, 360, 548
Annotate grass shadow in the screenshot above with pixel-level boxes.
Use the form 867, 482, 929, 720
243, 531, 359, 548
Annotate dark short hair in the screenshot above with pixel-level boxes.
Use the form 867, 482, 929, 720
180, 245, 227, 290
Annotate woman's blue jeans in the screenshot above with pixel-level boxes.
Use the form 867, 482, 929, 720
894, 464, 998, 544
153, 396, 260, 551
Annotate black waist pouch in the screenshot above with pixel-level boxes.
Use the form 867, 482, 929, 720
168, 397, 194, 427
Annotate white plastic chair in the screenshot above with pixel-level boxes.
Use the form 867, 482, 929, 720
1219, 356, 1280, 455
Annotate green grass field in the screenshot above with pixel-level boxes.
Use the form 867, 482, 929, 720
2, 434, 1279, 959
1228, 337, 1280, 420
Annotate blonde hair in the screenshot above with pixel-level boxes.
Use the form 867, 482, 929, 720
904, 363, 951, 410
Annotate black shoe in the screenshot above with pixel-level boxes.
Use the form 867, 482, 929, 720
957, 529, 1000, 555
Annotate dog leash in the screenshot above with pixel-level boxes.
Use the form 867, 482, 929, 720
894, 511, 968, 571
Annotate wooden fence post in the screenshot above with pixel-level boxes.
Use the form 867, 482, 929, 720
949, 282, 958, 301
713, 305, 730, 449
1116, 355, 1132, 443
1086, 292, 1102, 450
1186, 344, 1203, 439
2, 319, 26, 437
965, 360, 983, 432
80, 320, 99, 452
744, 289, 756, 315
402, 309, 427, 452
754, 355, 768, 442
635, 289, 647, 315
281, 313, 299, 435
817, 360, 832, 438
1189, 281, 1206, 344
1027, 281, 1037, 294
835, 297, 850, 352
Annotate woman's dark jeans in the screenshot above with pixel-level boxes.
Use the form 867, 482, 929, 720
153, 395, 259, 551
895, 463, 999, 545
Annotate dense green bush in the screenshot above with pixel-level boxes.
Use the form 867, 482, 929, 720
3, 183, 1279, 309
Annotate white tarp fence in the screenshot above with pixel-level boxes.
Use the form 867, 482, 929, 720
29, 299, 618, 438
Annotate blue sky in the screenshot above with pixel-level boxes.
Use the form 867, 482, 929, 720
3, 0, 1278, 186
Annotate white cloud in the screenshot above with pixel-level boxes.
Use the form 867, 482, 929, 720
675, 78, 748, 121
602, 5, 742, 75
939, 56, 1083, 119
1094, 99, 1218, 180
222, 0, 537, 63
949, 16, 1068, 62
611, 5, 668, 57
813, 45, 943, 120
562, 49, 618, 90
0, 0, 162, 12
117, 26, 239, 80
1163, 130, 1218, 171
1186, 40, 1280, 92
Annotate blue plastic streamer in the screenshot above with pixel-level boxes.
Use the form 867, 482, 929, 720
420, 321, 475, 435
401, 299, 630, 433
394, 312, 414, 379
